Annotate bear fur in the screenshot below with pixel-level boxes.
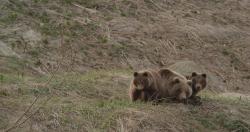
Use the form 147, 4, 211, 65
158, 68, 192, 103
129, 69, 161, 102
129, 68, 193, 104
186, 72, 207, 98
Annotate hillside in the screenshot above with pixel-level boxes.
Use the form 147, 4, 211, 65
1, 0, 250, 131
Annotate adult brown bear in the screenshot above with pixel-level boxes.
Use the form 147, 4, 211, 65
158, 68, 192, 103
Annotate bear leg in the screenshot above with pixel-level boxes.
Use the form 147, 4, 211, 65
130, 89, 140, 102
140, 91, 149, 102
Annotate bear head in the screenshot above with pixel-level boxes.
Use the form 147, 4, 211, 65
171, 77, 191, 90
190, 72, 207, 91
133, 71, 153, 90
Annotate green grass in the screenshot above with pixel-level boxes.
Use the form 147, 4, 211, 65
187, 91, 250, 131
190, 108, 250, 131
193, 112, 250, 131
32, 0, 49, 3
0, 113, 9, 130
0, 57, 27, 72
1, 69, 250, 131
27, 94, 143, 131
0, 73, 25, 84
1, 0, 250, 131
0, 69, 133, 131
0, 51, 249, 132
1, 68, 132, 96
222, 48, 230, 56
201, 91, 250, 107
223, 119, 250, 132
215, 113, 250, 132
97, 35, 108, 43
196, 117, 217, 129
0, 12, 18, 24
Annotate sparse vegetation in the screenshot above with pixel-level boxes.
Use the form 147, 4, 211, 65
1, 0, 250, 131
1, 68, 250, 131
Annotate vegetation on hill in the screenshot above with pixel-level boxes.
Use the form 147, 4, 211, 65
1, 0, 250, 131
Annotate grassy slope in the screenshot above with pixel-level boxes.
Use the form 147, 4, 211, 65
1, 0, 250, 131
1, 68, 250, 131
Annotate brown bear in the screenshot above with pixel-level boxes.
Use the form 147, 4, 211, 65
129, 68, 193, 104
158, 68, 193, 103
129, 69, 161, 102
186, 72, 207, 98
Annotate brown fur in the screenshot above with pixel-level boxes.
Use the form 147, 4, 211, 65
129, 70, 161, 102
158, 68, 192, 103
186, 72, 207, 98
129, 68, 193, 104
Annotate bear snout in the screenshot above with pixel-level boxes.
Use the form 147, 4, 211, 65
195, 84, 202, 90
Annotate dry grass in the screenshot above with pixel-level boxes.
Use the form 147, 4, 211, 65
1, 0, 250, 131
1, 70, 250, 132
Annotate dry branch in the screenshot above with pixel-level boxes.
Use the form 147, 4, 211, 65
72, 3, 98, 14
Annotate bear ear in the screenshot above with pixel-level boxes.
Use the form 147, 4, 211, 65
173, 77, 180, 83
133, 72, 138, 77
192, 72, 197, 77
202, 73, 206, 78
185, 75, 191, 80
159, 69, 171, 77
143, 72, 148, 77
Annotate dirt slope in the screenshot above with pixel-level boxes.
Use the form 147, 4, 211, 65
0, 0, 250, 131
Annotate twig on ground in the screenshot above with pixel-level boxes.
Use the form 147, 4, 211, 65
5, 96, 53, 132
5, 21, 66, 132
72, 3, 97, 14
121, 50, 134, 70
13, 97, 39, 126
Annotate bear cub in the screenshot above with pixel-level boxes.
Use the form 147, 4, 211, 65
186, 72, 207, 98
186, 72, 207, 105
